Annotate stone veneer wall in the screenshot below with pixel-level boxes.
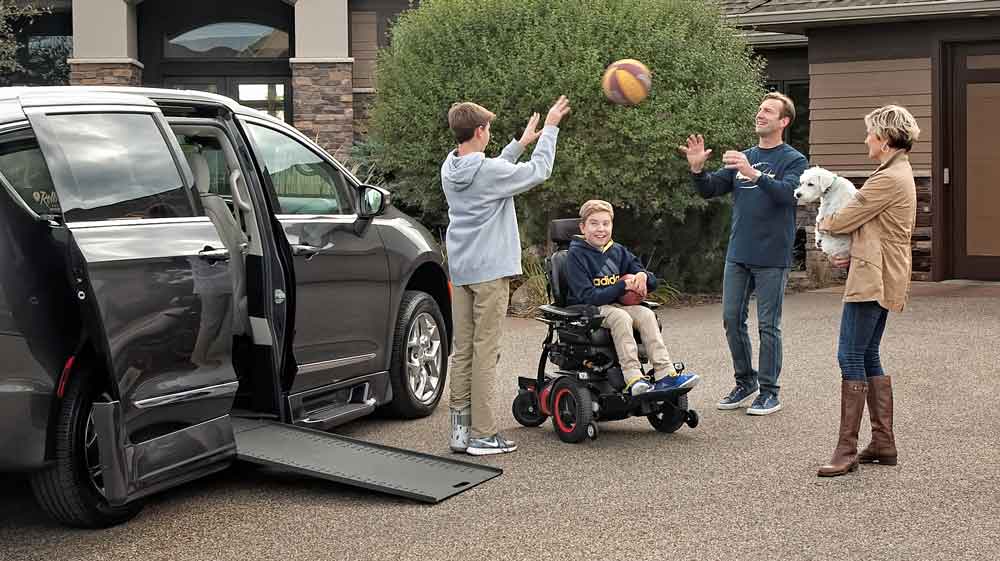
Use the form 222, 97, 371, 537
797, 174, 932, 287
353, 91, 376, 143
291, 61, 354, 159
69, 62, 142, 86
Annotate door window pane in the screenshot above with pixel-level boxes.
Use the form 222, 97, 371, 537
165, 23, 289, 58
0, 130, 61, 216
236, 83, 285, 121
246, 123, 351, 215
46, 113, 197, 222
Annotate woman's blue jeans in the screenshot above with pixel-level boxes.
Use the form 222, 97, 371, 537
837, 301, 889, 381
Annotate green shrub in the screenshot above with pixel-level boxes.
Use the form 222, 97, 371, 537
369, 0, 764, 292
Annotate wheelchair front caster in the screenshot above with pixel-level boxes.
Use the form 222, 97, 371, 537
686, 410, 699, 429
587, 422, 599, 440
512, 389, 547, 427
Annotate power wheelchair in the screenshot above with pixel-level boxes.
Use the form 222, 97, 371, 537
512, 219, 699, 443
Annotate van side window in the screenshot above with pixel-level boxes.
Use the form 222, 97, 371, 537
245, 123, 352, 216
0, 129, 62, 217
44, 113, 197, 222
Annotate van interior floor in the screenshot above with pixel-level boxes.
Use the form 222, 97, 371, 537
230, 417, 502, 503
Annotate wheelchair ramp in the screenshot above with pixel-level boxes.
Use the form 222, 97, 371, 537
231, 418, 501, 503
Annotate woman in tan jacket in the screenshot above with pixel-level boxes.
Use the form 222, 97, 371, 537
815, 105, 920, 477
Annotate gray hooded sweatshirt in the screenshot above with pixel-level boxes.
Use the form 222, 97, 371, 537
441, 125, 560, 286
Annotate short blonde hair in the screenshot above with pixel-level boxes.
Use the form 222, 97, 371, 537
447, 102, 495, 143
763, 91, 796, 124
579, 199, 614, 222
865, 104, 921, 152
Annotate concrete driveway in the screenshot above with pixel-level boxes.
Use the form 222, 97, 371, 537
2, 283, 998, 561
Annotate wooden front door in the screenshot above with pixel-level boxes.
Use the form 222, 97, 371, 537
950, 43, 1000, 280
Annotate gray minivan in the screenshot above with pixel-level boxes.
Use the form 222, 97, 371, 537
0, 87, 456, 527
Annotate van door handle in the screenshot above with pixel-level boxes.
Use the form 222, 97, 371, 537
292, 242, 334, 261
198, 247, 230, 262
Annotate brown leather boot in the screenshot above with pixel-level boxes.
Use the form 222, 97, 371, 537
817, 381, 868, 477
858, 375, 897, 465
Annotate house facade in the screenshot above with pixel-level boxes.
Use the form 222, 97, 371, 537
6, 0, 999, 282
726, 0, 1000, 282
5, 0, 406, 159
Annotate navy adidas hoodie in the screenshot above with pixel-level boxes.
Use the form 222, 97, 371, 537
566, 237, 657, 306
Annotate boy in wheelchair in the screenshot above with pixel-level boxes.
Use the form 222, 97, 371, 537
566, 200, 700, 395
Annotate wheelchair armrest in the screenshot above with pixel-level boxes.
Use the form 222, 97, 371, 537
640, 300, 661, 310
539, 304, 604, 330
539, 304, 597, 320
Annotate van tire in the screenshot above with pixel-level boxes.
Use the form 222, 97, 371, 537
383, 290, 449, 418
30, 370, 143, 528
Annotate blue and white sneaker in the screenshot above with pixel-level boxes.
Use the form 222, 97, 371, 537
718, 384, 759, 410
626, 377, 653, 396
652, 373, 700, 391
747, 393, 782, 415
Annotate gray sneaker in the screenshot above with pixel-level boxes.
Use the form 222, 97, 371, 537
466, 433, 517, 456
718, 384, 759, 410
449, 407, 470, 452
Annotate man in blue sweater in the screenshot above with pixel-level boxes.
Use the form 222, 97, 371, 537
679, 92, 808, 415
566, 200, 700, 396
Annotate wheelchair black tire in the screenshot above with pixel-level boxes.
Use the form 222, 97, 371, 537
512, 390, 546, 427
648, 393, 689, 434
550, 377, 593, 443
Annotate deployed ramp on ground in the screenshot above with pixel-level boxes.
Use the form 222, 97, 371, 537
232, 418, 502, 503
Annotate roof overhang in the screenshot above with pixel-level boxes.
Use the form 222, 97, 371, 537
728, 0, 1000, 34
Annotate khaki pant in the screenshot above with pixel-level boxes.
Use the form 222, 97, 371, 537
599, 304, 675, 384
449, 278, 510, 438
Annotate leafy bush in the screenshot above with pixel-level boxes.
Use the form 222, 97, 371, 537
369, 0, 765, 291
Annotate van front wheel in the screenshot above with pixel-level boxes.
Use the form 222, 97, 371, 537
383, 290, 448, 418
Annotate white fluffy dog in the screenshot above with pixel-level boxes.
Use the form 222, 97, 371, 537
793, 166, 858, 258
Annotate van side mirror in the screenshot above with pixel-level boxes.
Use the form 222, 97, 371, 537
359, 185, 389, 218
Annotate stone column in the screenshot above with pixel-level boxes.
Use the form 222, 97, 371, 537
68, 0, 143, 86
291, 0, 354, 157
291, 61, 354, 158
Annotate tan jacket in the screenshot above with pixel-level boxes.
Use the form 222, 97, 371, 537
818, 151, 916, 312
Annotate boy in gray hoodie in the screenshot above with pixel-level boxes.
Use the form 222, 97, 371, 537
443, 96, 570, 455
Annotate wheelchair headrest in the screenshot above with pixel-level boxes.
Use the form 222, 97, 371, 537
549, 218, 580, 248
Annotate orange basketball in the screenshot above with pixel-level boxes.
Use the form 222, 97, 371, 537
602, 59, 652, 106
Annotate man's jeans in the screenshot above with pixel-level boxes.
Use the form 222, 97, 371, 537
837, 301, 889, 381
722, 261, 790, 397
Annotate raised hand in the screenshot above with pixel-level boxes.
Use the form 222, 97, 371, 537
518, 112, 542, 147
679, 134, 713, 173
544, 95, 571, 127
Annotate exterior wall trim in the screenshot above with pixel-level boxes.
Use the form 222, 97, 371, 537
728, 1, 1000, 28
67, 57, 145, 69
289, 57, 355, 64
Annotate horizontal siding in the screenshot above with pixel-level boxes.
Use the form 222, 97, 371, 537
352, 11, 378, 90
808, 57, 932, 173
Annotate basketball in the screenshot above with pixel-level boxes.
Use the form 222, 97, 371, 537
618, 274, 645, 306
602, 59, 652, 106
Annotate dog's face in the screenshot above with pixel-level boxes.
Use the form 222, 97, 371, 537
794, 167, 837, 203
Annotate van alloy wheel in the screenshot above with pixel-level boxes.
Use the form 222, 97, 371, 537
406, 312, 443, 405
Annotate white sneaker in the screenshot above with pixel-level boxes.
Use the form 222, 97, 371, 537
629, 379, 653, 396
449, 407, 470, 452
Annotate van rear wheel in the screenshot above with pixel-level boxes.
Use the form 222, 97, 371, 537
30, 370, 142, 528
